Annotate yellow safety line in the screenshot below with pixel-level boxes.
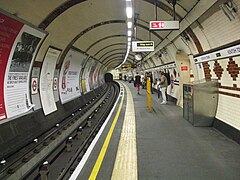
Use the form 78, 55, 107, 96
111, 83, 138, 180
88, 85, 124, 180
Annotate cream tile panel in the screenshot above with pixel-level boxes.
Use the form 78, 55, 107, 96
218, 59, 233, 86
201, 8, 240, 50
216, 94, 240, 130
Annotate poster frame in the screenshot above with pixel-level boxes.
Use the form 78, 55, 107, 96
0, 9, 48, 124
39, 46, 62, 116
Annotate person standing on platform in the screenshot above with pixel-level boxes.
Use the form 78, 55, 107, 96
134, 72, 141, 95
159, 71, 168, 104
148, 72, 154, 94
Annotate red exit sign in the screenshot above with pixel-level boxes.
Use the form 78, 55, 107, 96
149, 21, 179, 30
181, 66, 188, 71
151, 22, 165, 29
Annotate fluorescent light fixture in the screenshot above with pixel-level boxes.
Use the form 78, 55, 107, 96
128, 42, 131, 46
126, 0, 132, 1
127, 22, 132, 28
128, 37, 131, 41
128, 30, 132, 36
126, 7, 132, 18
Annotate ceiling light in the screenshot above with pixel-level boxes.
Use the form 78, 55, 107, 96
128, 42, 131, 46
128, 37, 131, 41
126, 7, 132, 18
127, 22, 132, 28
128, 30, 132, 36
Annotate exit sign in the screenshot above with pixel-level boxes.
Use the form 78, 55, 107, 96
181, 66, 188, 71
149, 21, 179, 30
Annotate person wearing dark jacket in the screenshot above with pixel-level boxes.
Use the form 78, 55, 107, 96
135, 72, 141, 94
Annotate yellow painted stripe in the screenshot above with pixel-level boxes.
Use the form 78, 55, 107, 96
111, 83, 138, 180
88, 85, 124, 180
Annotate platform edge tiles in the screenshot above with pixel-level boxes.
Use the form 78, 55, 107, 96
111, 82, 138, 180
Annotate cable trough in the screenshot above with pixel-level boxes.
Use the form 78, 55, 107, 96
0, 82, 119, 180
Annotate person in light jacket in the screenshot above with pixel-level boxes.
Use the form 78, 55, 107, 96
158, 71, 168, 104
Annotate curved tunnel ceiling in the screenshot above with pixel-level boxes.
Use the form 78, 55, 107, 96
0, 0, 201, 69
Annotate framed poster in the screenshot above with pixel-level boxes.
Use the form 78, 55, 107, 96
82, 58, 94, 93
0, 11, 47, 123
59, 48, 85, 104
40, 47, 61, 115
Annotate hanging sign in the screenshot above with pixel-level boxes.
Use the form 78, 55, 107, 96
132, 41, 154, 52
149, 21, 179, 30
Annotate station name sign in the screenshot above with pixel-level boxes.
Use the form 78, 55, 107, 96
145, 62, 176, 72
194, 44, 240, 63
149, 21, 179, 30
132, 41, 154, 52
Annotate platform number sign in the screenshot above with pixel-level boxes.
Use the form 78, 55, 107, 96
31, 78, 38, 94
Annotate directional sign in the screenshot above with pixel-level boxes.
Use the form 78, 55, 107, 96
149, 21, 179, 30
31, 78, 38, 94
132, 41, 154, 52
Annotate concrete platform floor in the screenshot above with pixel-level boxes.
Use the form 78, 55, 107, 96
76, 81, 240, 180
131, 81, 240, 180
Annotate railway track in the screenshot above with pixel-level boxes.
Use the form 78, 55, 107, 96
0, 82, 120, 180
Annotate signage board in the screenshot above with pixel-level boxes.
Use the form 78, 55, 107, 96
149, 21, 179, 30
181, 66, 188, 71
132, 41, 154, 52
194, 44, 240, 63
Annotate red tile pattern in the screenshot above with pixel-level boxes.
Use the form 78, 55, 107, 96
202, 62, 212, 80
213, 61, 224, 80
226, 58, 240, 81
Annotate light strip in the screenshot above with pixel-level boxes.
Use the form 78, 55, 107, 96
126, 7, 132, 18
127, 30, 132, 36
127, 22, 132, 28
115, 1, 133, 69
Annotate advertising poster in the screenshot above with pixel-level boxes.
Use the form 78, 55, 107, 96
89, 61, 97, 90
59, 49, 84, 104
98, 66, 106, 85
168, 68, 177, 94
0, 11, 46, 122
81, 80, 87, 94
82, 58, 94, 93
40, 47, 61, 115
92, 63, 101, 89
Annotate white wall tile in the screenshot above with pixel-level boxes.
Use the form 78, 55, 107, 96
216, 94, 240, 130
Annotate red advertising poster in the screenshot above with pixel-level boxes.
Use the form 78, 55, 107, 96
0, 11, 46, 123
0, 13, 23, 120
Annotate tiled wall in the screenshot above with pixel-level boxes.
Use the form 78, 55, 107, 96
210, 57, 240, 130
147, 0, 240, 131
198, 1, 240, 51
192, 0, 240, 130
